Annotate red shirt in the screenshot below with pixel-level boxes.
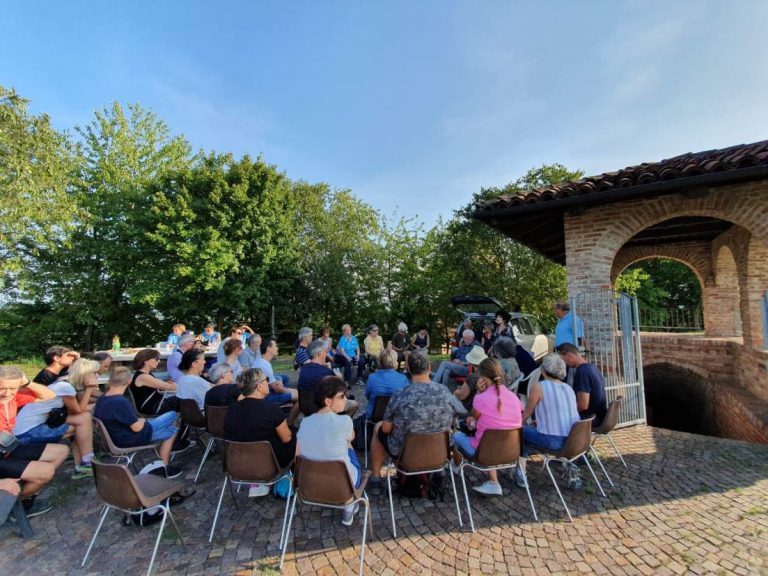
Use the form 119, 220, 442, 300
0, 390, 36, 434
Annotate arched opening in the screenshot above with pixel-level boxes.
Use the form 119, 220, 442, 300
644, 363, 713, 436
616, 258, 703, 332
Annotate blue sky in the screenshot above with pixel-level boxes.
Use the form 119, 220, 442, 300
3, 1, 767, 227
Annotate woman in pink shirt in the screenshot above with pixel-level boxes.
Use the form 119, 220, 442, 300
452, 358, 523, 496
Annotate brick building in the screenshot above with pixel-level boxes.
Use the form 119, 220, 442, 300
474, 140, 768, 444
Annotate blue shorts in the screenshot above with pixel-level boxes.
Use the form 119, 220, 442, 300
452, 431, 476, 459
148, 411, 178, 442
16, 422, 70, 444
266, 392, 293, 404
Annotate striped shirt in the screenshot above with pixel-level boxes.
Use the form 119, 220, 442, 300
534, 379, 579, 437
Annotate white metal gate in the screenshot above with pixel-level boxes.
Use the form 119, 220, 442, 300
569, 288, 646, 428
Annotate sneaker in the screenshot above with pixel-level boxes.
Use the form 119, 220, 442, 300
165, 465, 183, 479
512, 467, 527, 489
567, 464, 582, 490
366, 476, 383, 496
248, 484, 270, 498
23, 497, 53, 518
472, 481, 503, 496
341, 503, 360, 526
71, 464, 94, 480
171, 438, 195, 454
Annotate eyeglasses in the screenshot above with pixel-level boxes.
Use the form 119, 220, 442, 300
334, 393, 347, 400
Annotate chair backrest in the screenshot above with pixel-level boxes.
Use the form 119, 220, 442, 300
557, 417, 595, 459
397, 431, 450, 472
369, 394, 391, 423
92, 460, 144, 510
179, 398, 206, 428
125, 387, 140, 413
473, 428, 522, 467
299, 389, 318, 417
224, 440, 281, 482
593, 396, 622, 435
204, 405, 228, 439
93, 416, 121, 454
295, 456, 354, 506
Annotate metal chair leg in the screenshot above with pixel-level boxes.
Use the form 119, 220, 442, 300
279, 492, 299, 570
278, 476, 292, 550
194, 437, 215, 483
518, 462, 539, 522
581, 454, 606, 497
364, 423, 368, 468
147, 506, 169, 576
605, 433, 627, 467
544, 458, 573, 522
447, 462, 463, 528
458, 464, 474, 532
590, 446, 614, 488
166, 505, 186, 548
82, 505, 110, 567
386, 466, 397, 538
209, 476, 229, 542
359, 499, 369, 576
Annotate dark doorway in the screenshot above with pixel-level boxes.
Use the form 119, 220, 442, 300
644, 363, 714, 436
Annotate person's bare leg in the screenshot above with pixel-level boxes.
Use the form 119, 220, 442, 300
67, 413, 94, 465
158, 433, 177, 464
19, 461, 56, 498
369, 422, 387, 477
487, 470, 499, 483
39, 443, 69, 469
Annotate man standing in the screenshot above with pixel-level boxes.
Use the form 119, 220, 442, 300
557, 343, 607, 427
368, 354, 458, 487
168, 334, 196, 383
432, 330, 476, 388
553, 301, 587, 349
0, 367, 69, 516
33, 346, 79, 385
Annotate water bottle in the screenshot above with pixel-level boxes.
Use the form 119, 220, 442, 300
112, 335, 121, 353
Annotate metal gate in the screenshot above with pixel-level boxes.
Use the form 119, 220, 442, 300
569, 288, 646, 428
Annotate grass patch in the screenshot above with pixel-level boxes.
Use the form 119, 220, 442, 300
5, 357, 44, 381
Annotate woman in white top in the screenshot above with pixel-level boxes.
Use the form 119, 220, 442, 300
223, 338, 243, 379
176, 349, 212, 411
296, 375, 362, 526
521, 353, 579, 453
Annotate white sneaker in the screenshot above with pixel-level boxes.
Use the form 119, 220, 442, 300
472, 481, 503, 496
341, 503, 360, 526
248, 484, 270, 498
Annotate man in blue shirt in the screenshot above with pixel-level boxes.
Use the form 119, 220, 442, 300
557, 343, 607, 427
168, 335, 196, 383
293, 327, 313, 369
167, 324, 184, 347
200, 323, 221, 346
432, 331, 476, 388
334, 324, 366, 385
553, 301, 588, 349
364, 349, 408, 419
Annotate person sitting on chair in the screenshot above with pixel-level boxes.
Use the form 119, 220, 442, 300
410, 326, 430, 357
223, 368, 296, 469
221, 338, 244, 379
368, 354, 458, 488
204, 363, 239, 408
297, 376, 363, 526
364, 325, 384, 373
252, 337, 299, 425
364, 350, 408, 420
557, 343, 607, 427
335, 324, 365, 386
94, 367, 181, 477
168, 334, 196, 383
130, 348, 179, 415
200, 322, 221, 347
318, 326, 335, 362
432, 330, 476, 389
299, 341, 358, 417
293, 327, 313, 369
33, 346, 80, 385
390, 322, 410, 368
176, 349, 212, 412
238, 333, 263, 370
452, 357, 523, 496
492, 337, 522, 391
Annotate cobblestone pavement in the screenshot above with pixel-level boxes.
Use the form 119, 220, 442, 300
2, 391, 768, 575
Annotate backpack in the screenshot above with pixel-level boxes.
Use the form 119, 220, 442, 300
396, 471, 446, 501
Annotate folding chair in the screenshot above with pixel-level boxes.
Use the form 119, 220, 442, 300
194, 405, 227, 483
539, 417, 606, 522
592, 396, 627, 467
280, 456, 372, 576
385, 431, 462, 537
82, 460, 185, 576
209, 441, 293, 543
93, 417, 160, 471
363, 395, 391, 467
455, 428, 537, 531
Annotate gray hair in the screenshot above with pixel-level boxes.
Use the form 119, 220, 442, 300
0, 366, 24, 381
208, 362, 232, 385
492, 337, 517, 360
398, 322, 408, 332
298, 327, 313, 341
540, 353, 567, 381
179, 334, 197, 347
307, 339, 326, 359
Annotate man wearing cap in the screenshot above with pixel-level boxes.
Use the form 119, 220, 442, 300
432, 330, 476, 389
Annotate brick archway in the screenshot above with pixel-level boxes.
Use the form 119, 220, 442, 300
610, 243, 711, 287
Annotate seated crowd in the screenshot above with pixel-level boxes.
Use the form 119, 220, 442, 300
0, 310, 608, 530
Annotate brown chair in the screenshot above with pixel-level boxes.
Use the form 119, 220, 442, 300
194, 405, 228, 483
592, 396, 627, 467
280, 456, 372, 576
81, 460, 186, 576
385, 430, 462, 537
539, 417, 605, 522
93, 417, 160, 471
455, 428, 537, 531
209, 440, 293, 544
363, 394, 391, 467
125, 387, 156, 418
298, 389, 318, 417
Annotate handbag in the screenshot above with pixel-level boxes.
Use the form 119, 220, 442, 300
0, 431, 19, 455
46, 407, 68, 428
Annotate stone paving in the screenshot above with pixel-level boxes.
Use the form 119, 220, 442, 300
2, 406, 768, 575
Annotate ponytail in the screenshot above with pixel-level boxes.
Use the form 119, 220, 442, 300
477, 357, 506, 414
495, 376, 503, 414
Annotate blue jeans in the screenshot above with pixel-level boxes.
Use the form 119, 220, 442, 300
522, 425, 567, 456
149, 411, 178, 442
334, 355, 365, 383
453, 431, 476, 459
17, 422, 69, 444
434, 361, 468, 387
276, 374, 292, 388
348, 447, 362, 488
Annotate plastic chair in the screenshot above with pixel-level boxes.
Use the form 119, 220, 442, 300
93, 417, 160, 471
280, 456, 372, 576
539, 417, 605, 522
179, 398, 206, 442
209, 441, 293, 543
592, 396, 627, 468
455, 428, 537, 531
385, 431, 462, 537
363, 395, 391, 467
81, 460, 185, 576
125, 387, 155, 418
194, 405, 227, 483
